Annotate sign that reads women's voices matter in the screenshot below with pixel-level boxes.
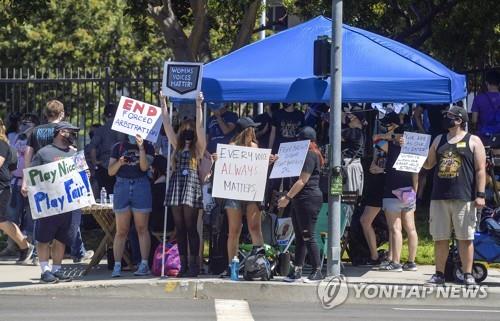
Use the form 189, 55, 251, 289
212, 144, 271, 202
162, 61, 203, 99
24, 152, 95, 219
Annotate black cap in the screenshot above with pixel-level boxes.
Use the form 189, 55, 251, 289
237, 117, 260, 129
380, 112, 400, 126
296, 126, 316, 141
444, 105, 469, 122
55, 121, 80, 132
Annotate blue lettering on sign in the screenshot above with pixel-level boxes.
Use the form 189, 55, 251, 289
64, 178, 89, 203
33, 192, 65, 213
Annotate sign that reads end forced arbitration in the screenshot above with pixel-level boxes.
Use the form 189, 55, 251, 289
162, 61, 203, 99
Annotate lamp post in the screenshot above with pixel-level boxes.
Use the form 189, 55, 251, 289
327, 0, 343, 277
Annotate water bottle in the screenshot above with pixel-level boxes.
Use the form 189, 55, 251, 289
100, 187, 107, 204
230, 256, 240, 281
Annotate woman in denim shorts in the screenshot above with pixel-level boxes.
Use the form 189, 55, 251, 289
217, 117, 277, 278
108, 134, 154, 277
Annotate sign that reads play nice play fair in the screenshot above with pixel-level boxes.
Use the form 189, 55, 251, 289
162, 61, 203, 99
111, 96, 163, 143
24, 151, 95, 219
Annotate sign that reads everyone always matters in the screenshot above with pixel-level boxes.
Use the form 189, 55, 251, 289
24, 151, 95, 220
162, 61, 203, 99
212, 144, 271, 202
111, 96, 162, 143
269, 140, 310, 178
393, 132, 432, 173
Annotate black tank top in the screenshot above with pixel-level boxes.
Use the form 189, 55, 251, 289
431, 133, 475, 201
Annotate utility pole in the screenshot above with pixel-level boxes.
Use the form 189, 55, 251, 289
258, 0, 266, 115
327, 0, 343, 277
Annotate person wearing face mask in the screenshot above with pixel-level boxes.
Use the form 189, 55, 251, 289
422, 105, 486, 287
23, 122, 81, 283
160, 92, 206, 277
108, 131, 155, 278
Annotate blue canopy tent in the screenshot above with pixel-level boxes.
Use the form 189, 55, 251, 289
201, 16, 466, 104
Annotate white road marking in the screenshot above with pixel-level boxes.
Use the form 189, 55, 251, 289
393, 308, 500, 313
215, 299, 255, 321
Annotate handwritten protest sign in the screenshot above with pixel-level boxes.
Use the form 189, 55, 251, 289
393, 132, 431, 173
270, 140, 310, 178
162, 61, 203, 99
24, 151, 95, 220
212, 144, 271, 202
111, 96, 162, 143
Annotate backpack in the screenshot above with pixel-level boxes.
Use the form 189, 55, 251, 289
243, 248, 272, 281
152, 243, 181, 277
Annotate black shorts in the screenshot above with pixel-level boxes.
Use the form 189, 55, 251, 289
34, 213, 72, 245
0, 188, 11, 223
362, 173, 385, 208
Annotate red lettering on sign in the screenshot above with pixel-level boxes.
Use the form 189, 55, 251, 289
147, 106, 157, 116
133, 102, 145, 114
123, 98, 133, 110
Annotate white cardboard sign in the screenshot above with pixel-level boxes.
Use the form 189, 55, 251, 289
111, 96, 162, 143
24, 151, 95, 219
162, 61, 203, 99
393, 132, 431, 173
212, 144, 271, 202
269, 140, 310, 178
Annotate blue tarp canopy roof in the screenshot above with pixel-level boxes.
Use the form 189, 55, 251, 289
202, 16, 466, 104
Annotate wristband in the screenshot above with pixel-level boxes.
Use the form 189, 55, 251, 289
476, 192, 485, 198
285, 194, 292, 201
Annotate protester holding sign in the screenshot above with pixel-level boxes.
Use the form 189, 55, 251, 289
278, 127, 324, 283
24, 122, 81, 283
423, 106, 486, 287
0, 119, 35, 265
160, 91, 206, 277
374, 114, 419, 272
108, 133, 154, 278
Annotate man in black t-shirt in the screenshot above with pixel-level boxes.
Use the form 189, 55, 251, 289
268, 103, 305, 153
413, 104, 447, 139
254, 103, 279, 148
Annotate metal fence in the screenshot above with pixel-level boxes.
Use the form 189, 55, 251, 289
0, 67, 163, 145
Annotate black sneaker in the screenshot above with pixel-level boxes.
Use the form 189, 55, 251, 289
303, 269, 324, 283
463, 273, 477, 287
219, 267, 231, 279
425, 273, 445, 286
16, 243, 34, 265
283, 267, 303, 283
52, 270, 73, 282
40, 271, 58, 284
402, 262, 418, 271
378, 261, 403, 272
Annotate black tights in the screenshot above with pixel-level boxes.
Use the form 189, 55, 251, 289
171, 205, 200, 257
291, 196, 322, 269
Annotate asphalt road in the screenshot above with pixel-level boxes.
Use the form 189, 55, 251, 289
1, 295, 499, 321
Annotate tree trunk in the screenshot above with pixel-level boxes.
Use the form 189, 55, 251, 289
231, 0, 260, 52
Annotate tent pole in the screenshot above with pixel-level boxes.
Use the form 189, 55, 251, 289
327, 0, 343, 277
258, 0, 266, 115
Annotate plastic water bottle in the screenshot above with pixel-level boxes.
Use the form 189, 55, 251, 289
230, 256, 240, 281
100, 187, 107, 204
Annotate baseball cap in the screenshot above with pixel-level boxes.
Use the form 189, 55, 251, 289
444, 105, 469, 122
55, 121, 80, 132
296, 126, 317, 141
237, 117, 260, 129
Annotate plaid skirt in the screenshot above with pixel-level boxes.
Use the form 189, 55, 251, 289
166, 168, 203, 209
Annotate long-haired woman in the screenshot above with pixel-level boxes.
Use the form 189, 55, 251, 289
219, 117, 272, 278
160, 92, 206, 277
279, 126, 325, 283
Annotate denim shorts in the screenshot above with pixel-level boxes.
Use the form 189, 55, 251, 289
113, 176, 152, 214
382, 197, 415, 214
224, 199, 259, 211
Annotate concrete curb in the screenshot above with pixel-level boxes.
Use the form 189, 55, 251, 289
1, 278, 499, 307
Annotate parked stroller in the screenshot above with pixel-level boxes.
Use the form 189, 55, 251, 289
445, 206, 500, 283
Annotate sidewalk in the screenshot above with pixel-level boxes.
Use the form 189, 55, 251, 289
1, 258, 500, 306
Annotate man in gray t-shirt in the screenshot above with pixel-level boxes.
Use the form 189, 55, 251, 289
89, 104, 122, 194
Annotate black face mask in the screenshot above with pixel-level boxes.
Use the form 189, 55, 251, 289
443, 117, 458, 129
63, 132, 77, 145
181, 129, 195, 141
